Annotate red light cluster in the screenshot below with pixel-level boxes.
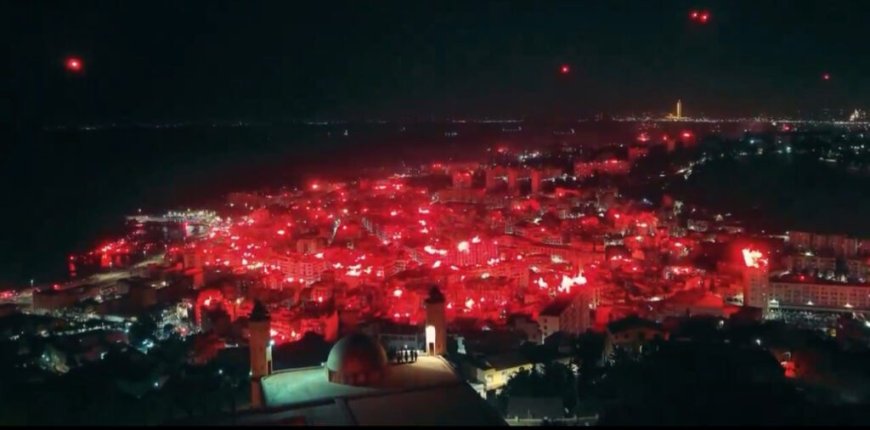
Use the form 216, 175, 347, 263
65, 57, 83, 73
637, 132, 650, 143
689, 9, 710, 24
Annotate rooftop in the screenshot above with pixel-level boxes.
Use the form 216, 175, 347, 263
246, 355, 506, 426
474, 350, 532, 371
607, 315, 664, 334
262, 355, 458, 407
770, 273, 870, 287
540, 296, 576, 316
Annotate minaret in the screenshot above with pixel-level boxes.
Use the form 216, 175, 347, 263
676, 99, 682, 119
424, 286, 447, 356
248, 300, 272, 409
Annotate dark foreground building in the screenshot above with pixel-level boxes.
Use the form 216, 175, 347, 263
227, 332, 506, 425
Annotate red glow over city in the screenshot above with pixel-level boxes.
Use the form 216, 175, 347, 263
49, 142, 859, 422
17, 5, 870, 426
142, 172, 633, 335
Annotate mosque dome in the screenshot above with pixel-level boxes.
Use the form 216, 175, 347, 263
326, 333, 388, 386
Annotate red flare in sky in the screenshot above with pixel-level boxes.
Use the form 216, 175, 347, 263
65, 57, 83, 73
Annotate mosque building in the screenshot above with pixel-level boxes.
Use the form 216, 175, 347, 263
238, 288, 507, 426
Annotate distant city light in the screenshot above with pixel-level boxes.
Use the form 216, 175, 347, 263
560, 64, 570, 74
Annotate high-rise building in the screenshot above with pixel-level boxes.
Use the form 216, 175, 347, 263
741, 249, 770, 313
538, 290, 593, 342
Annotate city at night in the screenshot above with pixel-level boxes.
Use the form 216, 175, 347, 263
6, 0, 870, 426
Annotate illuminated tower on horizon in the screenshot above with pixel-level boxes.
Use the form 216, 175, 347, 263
676, 99, 682, 119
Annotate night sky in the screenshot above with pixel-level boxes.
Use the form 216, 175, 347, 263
9, 0, 870, 123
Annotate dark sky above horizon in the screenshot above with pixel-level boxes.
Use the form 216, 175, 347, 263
10, 0, 870, 123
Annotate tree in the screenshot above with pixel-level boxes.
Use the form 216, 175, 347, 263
594, 342, 801, 425
575, 332, 605, 397
576, 332, 605, 369
498, 362, 578, 417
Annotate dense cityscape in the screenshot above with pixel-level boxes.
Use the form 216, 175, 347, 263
4, 111, 870, 425
8, 0, 870, 426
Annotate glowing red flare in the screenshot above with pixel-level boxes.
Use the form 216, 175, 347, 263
560, 65, 570, 74
742, 248, 768, 269
689, 9, 710, 24
65, 57, 83, 72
